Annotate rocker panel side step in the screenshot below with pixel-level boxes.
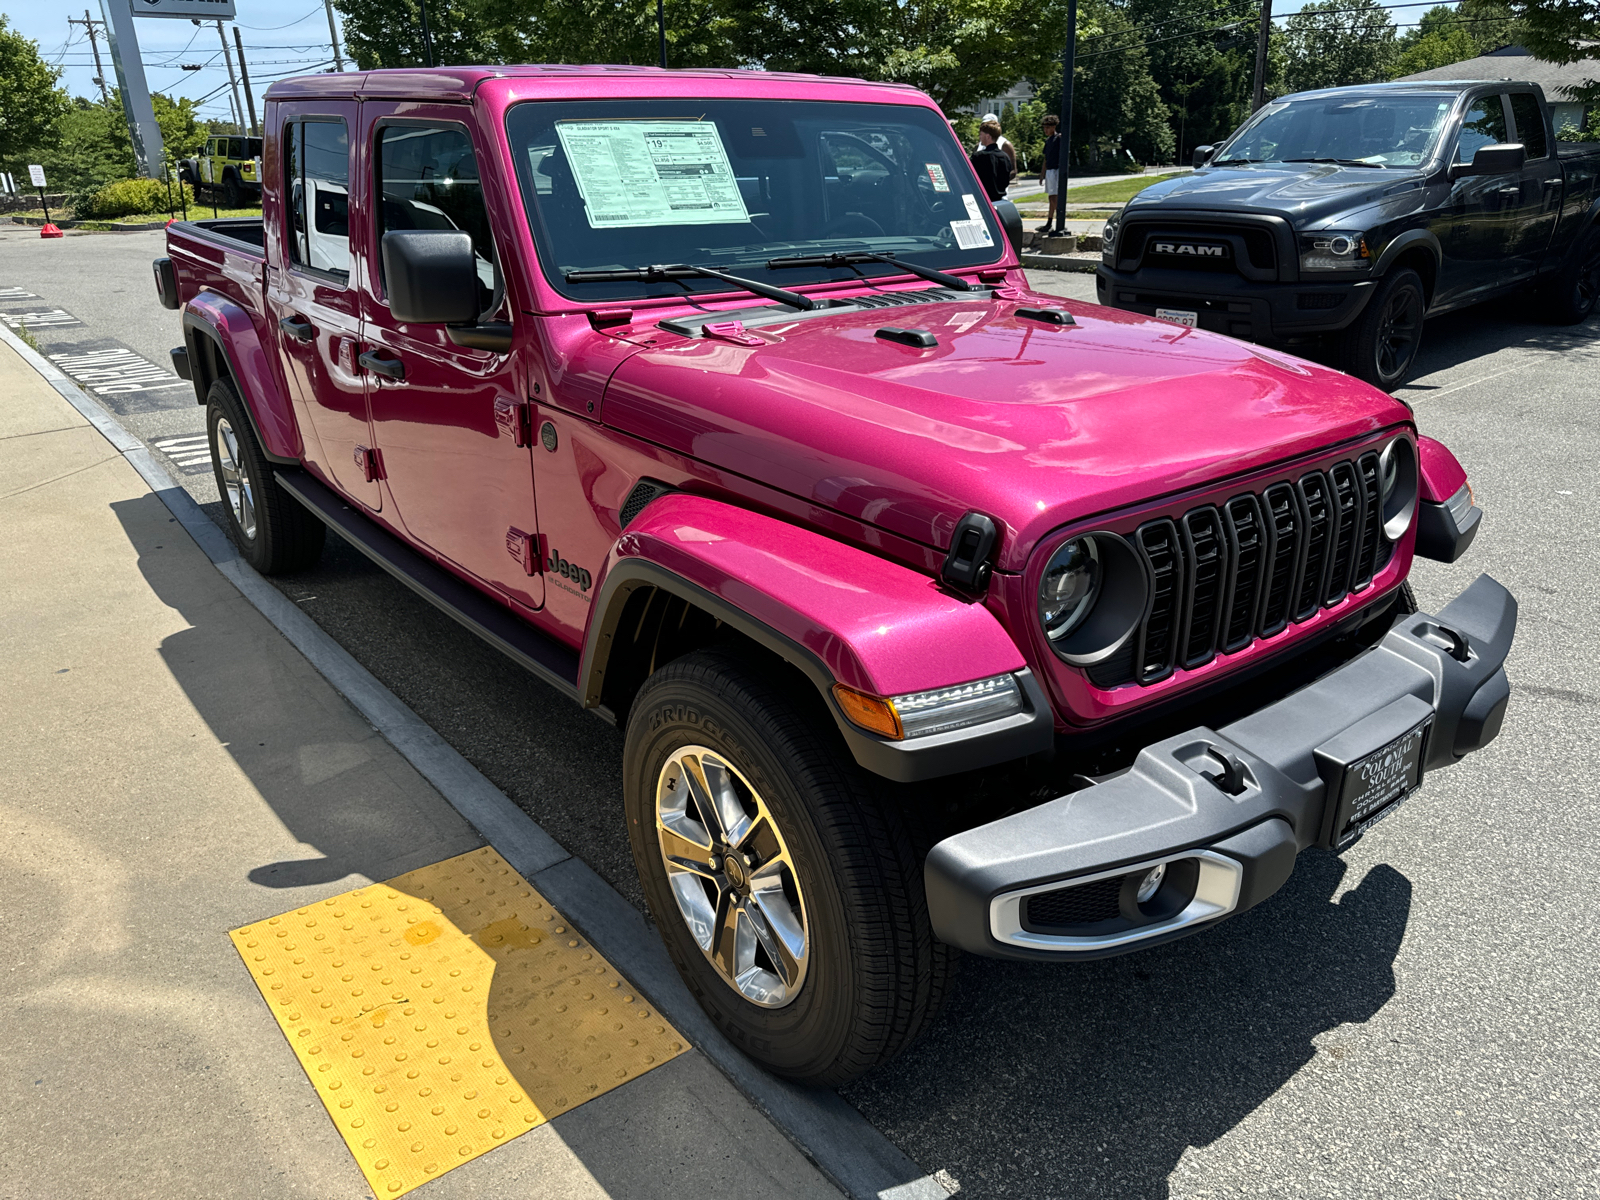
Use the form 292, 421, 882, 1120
275, 467, 587, 710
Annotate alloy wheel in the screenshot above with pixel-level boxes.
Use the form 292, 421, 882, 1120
655, 746, 809, 1007
214, 416, 256, 540
1375, 284, 1422, 382
1577, 255, 1600, 315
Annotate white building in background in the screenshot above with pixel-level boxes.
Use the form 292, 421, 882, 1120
1399, 45, 1595, 134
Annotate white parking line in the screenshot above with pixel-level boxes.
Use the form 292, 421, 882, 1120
0, 286, 39, 299
3, 309, 81, 329
49, 347, 187, 395
152, 434, 214, 470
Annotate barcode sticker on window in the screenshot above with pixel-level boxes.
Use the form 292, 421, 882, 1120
950, 219, 993, 250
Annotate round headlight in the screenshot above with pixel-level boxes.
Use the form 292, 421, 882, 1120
1378, 437, 1418, 540
1039, 538, 1101, 642
1035, 532, 1149, 667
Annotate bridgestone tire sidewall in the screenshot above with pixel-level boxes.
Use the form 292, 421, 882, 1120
623, 659, 872, 1083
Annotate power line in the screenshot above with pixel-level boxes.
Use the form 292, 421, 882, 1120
238, 4, 325, 31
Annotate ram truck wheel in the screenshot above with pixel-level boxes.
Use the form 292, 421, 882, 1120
1341, 267, 1425, 391
206, 378, 324, 574
1542, 232, 1600, 324
623, 647, 953, 1086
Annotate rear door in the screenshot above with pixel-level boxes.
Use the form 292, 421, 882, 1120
1506, 90, 1562, 275
264, 101, 380, 508
357, 104, 543, 611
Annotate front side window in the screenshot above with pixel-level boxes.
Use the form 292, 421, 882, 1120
1456, 96, 1509, 164
284, 119, 350, 280
1214, 93, 1455, 168
1508, 93, 1547, 158
506, 98, 1002, 302
376, 123, 501, 316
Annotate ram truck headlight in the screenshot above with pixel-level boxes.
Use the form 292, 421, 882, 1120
833, 674, 1025, 740
1101, 212, 1121, 263
1300, 230, 1372, 272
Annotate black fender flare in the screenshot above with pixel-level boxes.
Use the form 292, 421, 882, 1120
181, 307, 301, 465
1372, 229, 1442, 297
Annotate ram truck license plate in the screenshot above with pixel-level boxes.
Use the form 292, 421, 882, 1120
1332, 720, 1431, 849
1155, 308, 1198, 328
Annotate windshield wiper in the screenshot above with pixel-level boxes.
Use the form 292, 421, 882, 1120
763, 251, 973, 292
563, 263, 818, 311
1282, 157, 1385, 168
1211, 158, 1264, 165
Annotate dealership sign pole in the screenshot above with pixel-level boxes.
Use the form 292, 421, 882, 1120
99, 0, 238, 178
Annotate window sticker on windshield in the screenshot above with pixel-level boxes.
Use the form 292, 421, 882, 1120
950, 219, 994, 250
962, 193, 984, 222
554, 121, 751, 229
926, 163, 951, 192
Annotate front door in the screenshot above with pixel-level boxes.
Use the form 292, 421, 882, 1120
264, 102, 379, 508
1433, 92, 1516, 309
1506, 91, 1562, 278
357, 106, 543, 611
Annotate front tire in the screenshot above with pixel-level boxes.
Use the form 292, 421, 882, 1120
624, 648, 953, 1086
1341, 267, 1425, 391
206, 377, 324, 574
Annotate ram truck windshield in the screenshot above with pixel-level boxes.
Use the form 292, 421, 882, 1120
1214, 92, 1457, 168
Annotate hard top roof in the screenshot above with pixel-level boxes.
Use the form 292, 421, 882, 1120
262, 63, 923, 104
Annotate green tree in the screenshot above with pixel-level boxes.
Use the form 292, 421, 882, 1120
1035, 0, 1173, 169
1391, 1, 1520, 77
1280, 0, 1398, 93
1512, 0, 1600, 105
0, 15, 71, 177
36, 92, 205, 195
1130, 0, 1256, 165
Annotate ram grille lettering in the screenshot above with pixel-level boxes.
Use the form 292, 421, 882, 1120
1152, 241, 1228, 258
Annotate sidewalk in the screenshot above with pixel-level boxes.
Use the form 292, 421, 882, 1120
0, 337, 839, 1199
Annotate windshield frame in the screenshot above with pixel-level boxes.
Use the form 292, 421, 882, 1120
504, 97, 1008, 306
1211, 89, 1463, 171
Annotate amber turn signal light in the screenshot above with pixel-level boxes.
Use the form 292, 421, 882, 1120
832, 684, 904, 740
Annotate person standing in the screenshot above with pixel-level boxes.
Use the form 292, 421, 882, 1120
981, 112, 1018, 178
1039, 114, 1062, 234
970, 121, 1012, 201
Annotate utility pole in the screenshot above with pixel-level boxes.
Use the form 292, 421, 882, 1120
215, 20, 246, 132
1059, 0, 1078, 201
1252, 0, 1272, 112
418, 0, 436, 67
233, 26, 258, 136
658, 0, 667, 68
324, 0, 346, 72
99, 0, 164, 177
68, 12, 111, 105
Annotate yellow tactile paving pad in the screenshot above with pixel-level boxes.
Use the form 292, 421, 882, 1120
230, 847, 687, 1197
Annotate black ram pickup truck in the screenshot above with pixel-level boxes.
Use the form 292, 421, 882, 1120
1097, 81, 1600, 389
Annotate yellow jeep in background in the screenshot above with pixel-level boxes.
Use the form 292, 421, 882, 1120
178, 135, 264, 208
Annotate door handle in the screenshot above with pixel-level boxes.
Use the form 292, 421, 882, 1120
358, 349, 405, 381
1497, 186, 1522, 197
279, 316, 314, 343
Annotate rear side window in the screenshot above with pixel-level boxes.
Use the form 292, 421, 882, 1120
376, 123, 501, 314
1508, 93, 1547, 158
1456, 96, 1508, 164
284, 119, 351, 281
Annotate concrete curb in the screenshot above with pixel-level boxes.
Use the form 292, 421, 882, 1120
1022, 253, 1101, 274
0, 319, 947, 1200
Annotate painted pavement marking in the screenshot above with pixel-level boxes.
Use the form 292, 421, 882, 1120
2, 309, 81, 329
231, 846, 687, 1198
48, 347, 187, 395
151, 433, 214, 472
0, 286, 39, 300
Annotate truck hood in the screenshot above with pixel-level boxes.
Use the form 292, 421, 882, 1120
600, 294, 1410, 572
1127, 162, 1424, 227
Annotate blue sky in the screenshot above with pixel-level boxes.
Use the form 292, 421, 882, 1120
4, 0, 1467, 126
0, 2, 347, 124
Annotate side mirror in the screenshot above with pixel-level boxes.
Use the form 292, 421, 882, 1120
381, 230, 480, 325
1452, 142, 1526, 178
1193, 144, 1215, 169
992, 198, 1024, 253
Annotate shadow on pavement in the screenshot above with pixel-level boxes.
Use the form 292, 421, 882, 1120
842, 851, 1412, 1199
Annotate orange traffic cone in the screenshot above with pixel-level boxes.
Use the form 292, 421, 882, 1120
39, 223, 63, 239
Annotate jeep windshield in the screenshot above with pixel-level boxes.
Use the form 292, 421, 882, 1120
1214, 92, 1456, 169
506, 99, 1005, 303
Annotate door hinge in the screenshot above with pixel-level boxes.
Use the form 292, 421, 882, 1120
505, 527, 540, 575
494, 397, 533, 447
353, 445, 384, 482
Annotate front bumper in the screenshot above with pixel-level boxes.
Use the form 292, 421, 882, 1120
925, 574, 1516, 960
1095, 265, 1378, 340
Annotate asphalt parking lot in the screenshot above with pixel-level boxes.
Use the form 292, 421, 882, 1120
3, 224, 1596, 1198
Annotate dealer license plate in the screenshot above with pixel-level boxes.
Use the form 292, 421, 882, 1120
1331, 719, 1430, 848
1156, 307, 1198, 328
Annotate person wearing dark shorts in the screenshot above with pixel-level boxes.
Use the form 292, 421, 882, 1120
1040, 115, 1062, 234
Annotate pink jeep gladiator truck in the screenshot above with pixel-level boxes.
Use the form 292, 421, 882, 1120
154, 65, 1515, 1087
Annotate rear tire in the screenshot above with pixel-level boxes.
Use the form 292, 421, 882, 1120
1341, 268, 1425, 392
623, 647, 954, 1086
1541, 230, 1600, 324
206, 377, 324, 574
222, 172, 242, 209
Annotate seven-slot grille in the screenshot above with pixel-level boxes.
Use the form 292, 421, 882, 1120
1089, 451, 1394, 689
